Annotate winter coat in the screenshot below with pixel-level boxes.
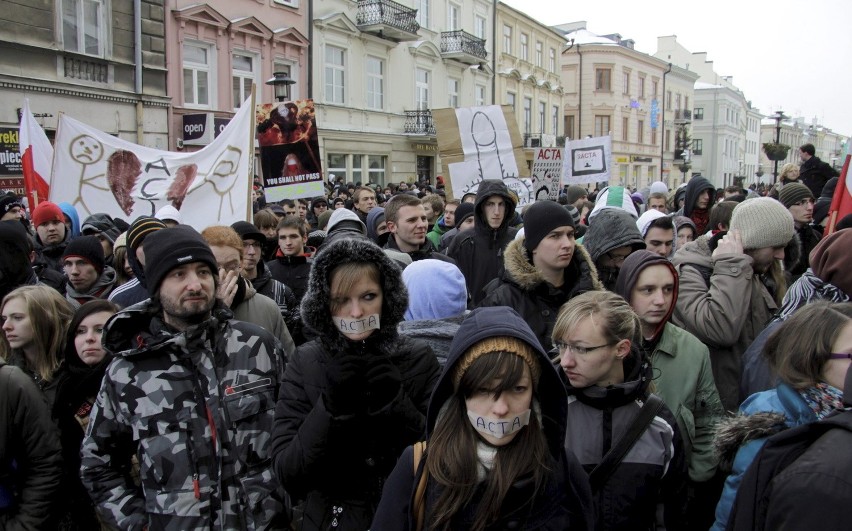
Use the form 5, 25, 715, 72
425, 216, 448, 249
0, 360, 63, 531
799, 155, 839, 197
109, 239, 149, 308
479, 238, 602, 352
372, 306, 595, 531
564, 348, 688, 531
229, 276, 296, 358
80, 302, 288, 531
65, 266, 118, 309
5, 352, 63, 412
250, 260, 303, 344
396, 315, 464, 368
271, 238, 441, 531
58, 202, 81, 238
447, 180, 518, 306
582, 209, 645, 291
671, 234, 777, 413
266, 252, 312, 302
788, 223, 822, 281
34, 231, 70, 273
711, 383, 816, 531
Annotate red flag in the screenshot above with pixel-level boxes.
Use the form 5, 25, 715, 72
18, 99, 53, 208
825, 154, 852, 236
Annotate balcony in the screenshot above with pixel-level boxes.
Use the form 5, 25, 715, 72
356, 0, 419, 42
674, 109, 692, 122
440, 30, 487, 65
404, 110, 435, 135
63, 55, 108, 83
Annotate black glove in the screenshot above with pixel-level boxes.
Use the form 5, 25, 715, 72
324, 355, 367, 415
365, 357, 402, 412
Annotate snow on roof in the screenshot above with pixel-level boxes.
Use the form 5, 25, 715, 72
565, 29, 618, 45
695, 81, 724, 90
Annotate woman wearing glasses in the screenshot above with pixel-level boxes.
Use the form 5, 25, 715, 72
712, 301, 852, 531
551, 290, 688, 530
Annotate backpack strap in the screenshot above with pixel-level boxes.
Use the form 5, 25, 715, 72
412, 441, 428, 531
589, 394, 664, 492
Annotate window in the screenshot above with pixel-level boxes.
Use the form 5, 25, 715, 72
638, 76, 645, 98
325, 45, 345, 104
565, 115, 575, 139
535, 41, 543, 67
416, 0, 430, 29
507, 92, 516, 111
652, 80, 659, 97
622, 117, 629, 141
474, 15, 486, 39
523, 97, 532, 134
694, 107, 704, 120
447, 2, 460, 31
651, 128, 657, 146
666, 90, 672, 107
552, 105, 559, 135
368, 155, 386, 183
693, 139, 703, 155
183, 43, 212, 107
638, 120, 644, 143
503, 25, 512, 54
62, 0, 105, 56
327, 153, 346, 178
684, 96, 689, 112
475, 84, 486, 106
549, 48, 556, 72
675, 93, 681, 111
595, 68, 611, 91
538, 101, 545, 132
594, 115, 610, 137
352, 154, 363, 183
665, 129, 671, 151
448, 78, 459, 107
416, 68, 430, 109
623, 71, 630, 95
520, 33, 529, 61
232, 53, 256, 109
366, 56, 384, 110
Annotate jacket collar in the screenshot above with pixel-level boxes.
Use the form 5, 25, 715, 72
502, 237, 602, 293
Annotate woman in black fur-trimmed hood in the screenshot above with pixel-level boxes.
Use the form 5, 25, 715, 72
270, 236, 441, 530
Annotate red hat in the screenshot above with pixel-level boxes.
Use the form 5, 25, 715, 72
32, 201, 65, 228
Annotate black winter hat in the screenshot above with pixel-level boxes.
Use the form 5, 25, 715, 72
454, 202, 475, 226
81, 213, 121, 244
523, 200, 575, 252
231, 220, 266, 245
63, 235, 105, 274
143, 226, 219, 297
126, 216, 167, 251
0, 193, 22, 216
0, 219, 29, 255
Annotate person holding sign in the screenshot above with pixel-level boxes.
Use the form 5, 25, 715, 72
372, 306, 593, 531
271, 237, 440, 530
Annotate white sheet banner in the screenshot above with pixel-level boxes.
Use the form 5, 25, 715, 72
562, 135, 612, 185
51, 96, 255, 229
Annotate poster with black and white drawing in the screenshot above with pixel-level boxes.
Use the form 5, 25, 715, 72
532, 148, 562, 201
562, 135, 612, 185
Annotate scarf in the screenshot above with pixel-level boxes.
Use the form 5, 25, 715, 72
690, 208, 710, 235
798, 382, 845, 420
777, 269, 849, 321
476, 442, 498, 482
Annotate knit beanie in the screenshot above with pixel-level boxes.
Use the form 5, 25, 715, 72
0, 219, 29, 255
32, 201, 64, 228
809, 229, 852, 296
143, 226, 219, 297
62, 235, 105, 274
454, 202, 475, 226
452, 336, 541, 390
155, 204, 182, 224
588, 186, 638, 221
649, 181, 669, 196
114, 232, 127, 251
565, 205, 582, 227
317, 209, 334, 231
729, 197, 795, 250
635, 209, 667, 238
126, 216, 167, 251
0, 194, 22, 216
566, 185, 588, 205
778, 182, 814, 209
523, 200, 575, 252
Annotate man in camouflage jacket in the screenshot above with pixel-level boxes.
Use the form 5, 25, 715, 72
80, 227, 287, 530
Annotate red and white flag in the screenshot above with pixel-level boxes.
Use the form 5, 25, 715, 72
825, 154, 851, 235
18, 99, 53, 208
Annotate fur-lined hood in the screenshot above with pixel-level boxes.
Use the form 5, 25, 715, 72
502, 237, 603, 293
300, 237, 408, 355
714, 412, 787, 473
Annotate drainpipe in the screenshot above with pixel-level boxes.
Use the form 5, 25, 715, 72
307, 0, 313, 97
660, 62, 671, 179
576, 43, 582, 137
491, 0, 497, 104
134, 0, 144, 143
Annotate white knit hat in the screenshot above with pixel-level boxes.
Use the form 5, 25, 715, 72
729, 197, 795, 250
636, 208, 667, 238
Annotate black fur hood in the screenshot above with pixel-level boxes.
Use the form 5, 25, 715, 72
300, 237, 408, 354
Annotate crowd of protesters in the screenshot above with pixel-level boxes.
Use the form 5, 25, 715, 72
1, 141, 851, 530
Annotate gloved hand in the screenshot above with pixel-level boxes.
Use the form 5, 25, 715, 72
365, 356, 402, 412
324, 354, 367, 415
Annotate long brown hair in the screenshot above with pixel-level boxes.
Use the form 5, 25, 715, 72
425, 351, 550, 531
329, 262, 380, 315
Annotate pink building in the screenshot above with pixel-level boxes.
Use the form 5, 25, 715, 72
165, 1, 308, 150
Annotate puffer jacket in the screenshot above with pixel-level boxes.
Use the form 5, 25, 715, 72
447, 180, 518, 306
80, 301, 288, 531
564, 348, 688, 531
372, 306, 595, 531
271, 238, 441, 530
479, 238, 602, 352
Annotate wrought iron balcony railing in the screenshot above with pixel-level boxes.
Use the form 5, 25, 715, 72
356, 0, 420, 40
404, 110, 435, 135
440, 30, 487, 62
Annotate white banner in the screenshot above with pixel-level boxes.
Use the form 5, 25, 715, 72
562, 135, 612, 185
50, 95, 255, 230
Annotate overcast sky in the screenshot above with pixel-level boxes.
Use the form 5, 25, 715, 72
503, 0, 851, 136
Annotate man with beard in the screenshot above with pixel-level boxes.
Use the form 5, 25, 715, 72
81, 227, 289, 530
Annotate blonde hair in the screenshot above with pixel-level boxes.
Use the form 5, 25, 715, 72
1, 285, 74, 381
779, 163, 799, 181
552, 291, 640, 346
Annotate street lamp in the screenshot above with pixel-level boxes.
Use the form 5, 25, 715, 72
772, 110, 788, 181
266, 72, 296, 102
680, 149, 691, 184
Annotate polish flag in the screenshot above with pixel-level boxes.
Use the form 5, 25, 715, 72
18, 99, 53, 208
825, 154, 852, 235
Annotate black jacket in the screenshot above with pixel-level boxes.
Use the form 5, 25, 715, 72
788, 223, 822, 281
271, 238, 441, 530
250, 259, 303, 343
799, 155, 839, 198
480, 238, 602, 352
447, 180, 518, 306
266, 252, 312, 302
372, 306, 594, 531
384, 234, 457, 265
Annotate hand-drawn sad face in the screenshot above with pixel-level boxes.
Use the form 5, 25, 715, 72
209, 146, 242, 194
70, 135, 104, 165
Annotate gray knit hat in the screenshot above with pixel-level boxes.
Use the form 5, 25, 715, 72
778, 182, 814, 209
729, 197, 795, 250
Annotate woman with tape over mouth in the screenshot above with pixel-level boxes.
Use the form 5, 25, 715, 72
372, 306, 594, 531
271, 237, 441, 530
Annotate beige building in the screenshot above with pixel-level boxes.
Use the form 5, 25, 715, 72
759, 117, 848, 183
555, 23, 697, 190
495, 2, 565, 169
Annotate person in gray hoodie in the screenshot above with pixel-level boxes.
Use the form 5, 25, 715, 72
582, 208, 645, 291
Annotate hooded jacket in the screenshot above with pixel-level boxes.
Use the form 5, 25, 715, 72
480, 238, 602, 352
58, 202, 81, 238
615, 250, 724, 482
583, 209, 646, 291
372, 306, 594, 531
33, 228, 71, 273
676, 177, 715, 235
270, 238, 441, 530
80, 301, 288, 530
564, 344, 688, 530
425, 214, 449, 249
65, 266, 117, 309
447, 180, 518, 306
671, 234, 777, 413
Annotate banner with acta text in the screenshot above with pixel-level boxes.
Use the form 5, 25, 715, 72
50, 94, 255, 230
562, 135, 612, 185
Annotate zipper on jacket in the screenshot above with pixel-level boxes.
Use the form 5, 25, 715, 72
185, 427, 201, 500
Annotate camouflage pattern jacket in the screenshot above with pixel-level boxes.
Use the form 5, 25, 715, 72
80, 301, 287, 531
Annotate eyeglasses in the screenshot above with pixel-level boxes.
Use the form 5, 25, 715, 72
829, 353, 852, 360
549, 340, 615, 363
606, 252, 631, 265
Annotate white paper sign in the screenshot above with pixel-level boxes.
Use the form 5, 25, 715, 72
562, 136, 612, 185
